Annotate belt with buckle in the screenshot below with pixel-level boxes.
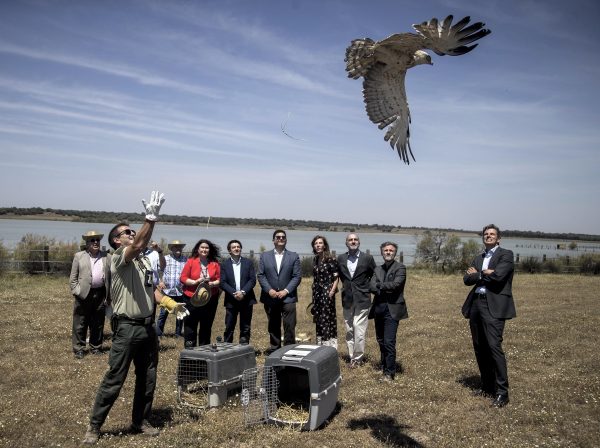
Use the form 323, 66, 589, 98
116, 315, 153, 326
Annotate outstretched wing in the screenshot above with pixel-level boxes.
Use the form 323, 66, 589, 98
413, 15, 491, 56
363, 62, 414, 164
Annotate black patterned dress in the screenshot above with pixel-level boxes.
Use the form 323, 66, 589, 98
312, 257, 339, 347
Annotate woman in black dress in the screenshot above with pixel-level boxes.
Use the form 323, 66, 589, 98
311, 235, 339, 348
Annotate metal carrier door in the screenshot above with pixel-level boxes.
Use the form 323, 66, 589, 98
241, 366, 279, 426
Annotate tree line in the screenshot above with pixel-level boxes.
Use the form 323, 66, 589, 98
1, 207, 598, 242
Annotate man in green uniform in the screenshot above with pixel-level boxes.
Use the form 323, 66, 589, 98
82, 191, 187, 445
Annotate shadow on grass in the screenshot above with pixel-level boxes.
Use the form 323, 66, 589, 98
347, 414, 424, 447
457, 373, 481, 392
99, 406, 175, 438
316, 401, 343, 430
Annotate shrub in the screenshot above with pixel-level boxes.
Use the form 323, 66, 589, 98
543, 258, 563, 273
50, 241, 79, 275
13, 234, 77, 275
578, 254, 600, 275
0, 241, 9, 275
301, 256, 314, 278
519, 256, 542, 273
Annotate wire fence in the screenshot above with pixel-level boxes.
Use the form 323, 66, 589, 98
1, 247, 598, 276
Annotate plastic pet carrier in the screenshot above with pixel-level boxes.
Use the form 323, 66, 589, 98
177, 342, 256, 408
242, 344, 341, 430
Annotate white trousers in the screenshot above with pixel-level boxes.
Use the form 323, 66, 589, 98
343, 302, 370, 363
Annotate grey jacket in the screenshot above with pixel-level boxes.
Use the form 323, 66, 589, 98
69, 250, 111, 300
369, 260, 408, 321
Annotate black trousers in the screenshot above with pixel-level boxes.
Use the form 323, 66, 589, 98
89, 319, 158, 428
373, 302, 400, 377
469, 295, 509, 396
224, 302, 253, 344
264, 301, 296, 349
183, 295, 219, 347
72, 286, 106, 352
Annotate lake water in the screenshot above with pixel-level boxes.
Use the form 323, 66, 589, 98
1, 219, 598, 264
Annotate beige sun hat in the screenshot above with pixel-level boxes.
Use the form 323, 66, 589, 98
82, 230, 104, 240
190, 285, 210, 307
168, 240, 186, 248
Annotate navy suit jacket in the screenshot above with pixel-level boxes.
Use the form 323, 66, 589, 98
257, 249, 301, 305
220, 257, 257, 308
462, 246, 516, 320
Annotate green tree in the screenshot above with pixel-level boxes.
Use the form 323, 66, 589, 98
415, 232, 480, 273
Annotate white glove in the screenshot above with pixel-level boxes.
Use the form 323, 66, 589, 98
142, 190, 165, 222
176, 305, 190, 320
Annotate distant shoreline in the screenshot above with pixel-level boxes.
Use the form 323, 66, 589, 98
0, 213, 478, 237
3, 214, 598, 243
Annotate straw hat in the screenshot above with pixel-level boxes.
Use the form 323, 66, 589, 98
190, 285, 210, 307
82, 230, 104, 241
168, 240, 186, 248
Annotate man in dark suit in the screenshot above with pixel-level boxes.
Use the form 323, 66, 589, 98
369, 242, 408, 381
257, 230, 301, 354
69, 230, 111, 359
220, 239, 257, 344
463, 224, 516, 408
338, 233, 376, 367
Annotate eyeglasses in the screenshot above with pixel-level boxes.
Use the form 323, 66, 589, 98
88, 238, 101, 243
116, 229, 136, 238
274, 235, 287, 240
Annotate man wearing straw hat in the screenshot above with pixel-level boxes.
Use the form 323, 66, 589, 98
69, 230, 111, 359
156, 240, 188, 338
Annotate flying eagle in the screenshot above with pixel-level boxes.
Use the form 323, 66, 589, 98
345, 15, 491, 164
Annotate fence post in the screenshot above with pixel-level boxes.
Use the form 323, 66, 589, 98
43, 245, 50, 273
399, 251, 404, 263
249, 250, 254, 259
542, 254, 546, 262
332, 250, 336, 257
516, 253, 520, 263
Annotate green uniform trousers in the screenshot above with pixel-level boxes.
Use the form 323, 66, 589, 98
89, 318, 158, 428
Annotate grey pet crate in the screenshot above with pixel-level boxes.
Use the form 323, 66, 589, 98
242, 344, 341, 430
177, 342, 256, 408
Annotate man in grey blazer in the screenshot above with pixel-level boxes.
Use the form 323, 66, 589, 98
338, 233, 376, 367
369, 241, 408, 381
257, 229, 301, 354
463, 224, 516, 408
69, 230, 111, 359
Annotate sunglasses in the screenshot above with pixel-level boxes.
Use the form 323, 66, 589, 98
116, 229, 136, 237
274, 235, 287, 240
88, 238, 101, 243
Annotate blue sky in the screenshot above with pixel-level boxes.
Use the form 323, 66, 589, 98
1, 0, 599, 235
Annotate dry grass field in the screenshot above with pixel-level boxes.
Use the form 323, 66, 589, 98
0, 273, 598, 448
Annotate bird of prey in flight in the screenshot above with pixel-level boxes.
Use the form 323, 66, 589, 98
345, 15, 491, 164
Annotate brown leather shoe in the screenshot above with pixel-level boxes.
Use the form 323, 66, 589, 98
81, 425, 100, 445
